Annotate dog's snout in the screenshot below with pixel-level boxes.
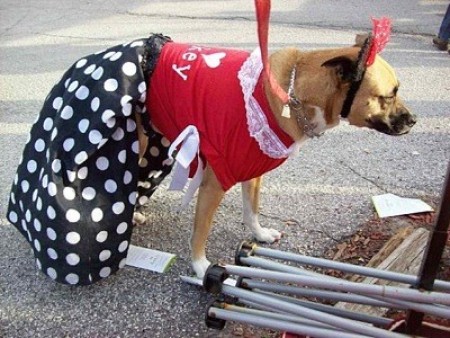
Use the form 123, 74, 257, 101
390, 108, 416, 135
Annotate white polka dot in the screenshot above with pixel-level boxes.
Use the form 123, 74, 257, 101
99, 250, 111, 261
131, 141, 139, 154
91, 97, 100, 112
109, 51, 122, 61
36, 198, 42, 211
129, 192, 137, 205
64, 77, 71, 88
84, 64, 96, 74
127, 119, 136, 132
21, 180, 30, 193
112, 202, 125, 215
65, 273, 79, 285
161, 137, 171, 147
36, 258, 42, 270
63, 187, 76, 200
10, 192, 16, 205
66, 253, 80, 266
88, 130, 102, 144
150, 146, 160, 157
34, 219, 42, 232
105, 179, 117, 193
118, 150, 126, 163
138, 81, 146, 93
122, 103, 132, 116
45, 203, 53, 217
51, 128, 58, 140
91, 66, 104, 80
22, 220, 28, 232
116, 222, 127, 234
75, 85, 89, 100
96, 157, 109, 171
139, 92, 146, 103
47, 227, 57, 240
123, 171, 132, 184
99, 267, 111, 278
122, 62, 137, 76
104, 79, 118, 92
33, 239, 41, 252
25, 209, 31, 222
47, 267, 57, 280
66, 170, 76, 183
68, 81, 79, 93
32, 189, 38, 201
8, 211, 18, 223
120, 95, 132, 106
47, 248, 58, 259
75, 58, 87, 68
74, 151, 88, 165
63, 138, 75, 151
47, 182, 57, 196
112, 128, 124, 141
27, 160, 37, 173
131, 40, 144, 48
118, 241, 129, 253
78, 119, 89, 133
138, 195, 148, 205
96, 231, 108, 243
103, 51, 115, 59
91, 208, 103, 222
119, 258, 127, 268
53, 97, 63, 110
78, 166, 88, 179
34, 139, 45, 152
102, 109, 115, 123
66, 209, 81, 223
66, 231, 81, 245
52, 159, 61, 173
82, 187, 96, 200
42, 175, 48, 188
60, 105, 74, 120
43, 117, 53, 131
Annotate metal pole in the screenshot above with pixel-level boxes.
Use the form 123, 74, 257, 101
208, 307, 372, 338
406, 161, 450, 333
250, 246, 450, 292
241, 278, 403, 309
220, 284, 408, 338
224, 265, 450, 306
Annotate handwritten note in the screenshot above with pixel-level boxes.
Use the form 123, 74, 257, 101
372, 193, 433, 218
126, 245, 176, 273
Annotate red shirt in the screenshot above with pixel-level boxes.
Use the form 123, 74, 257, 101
147, 42, 294, 191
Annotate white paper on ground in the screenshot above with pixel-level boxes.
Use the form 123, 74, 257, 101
126, 245, 176, 273
372, 193, 433, 218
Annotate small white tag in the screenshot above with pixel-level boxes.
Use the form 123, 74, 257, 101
281, 105, 291, 118
372, 193, 433, 218
126, 245, 176, 273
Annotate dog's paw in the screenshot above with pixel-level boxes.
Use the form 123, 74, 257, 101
254, 227, 282, 243
192, 257, 211, 279
132, 212, 146, 225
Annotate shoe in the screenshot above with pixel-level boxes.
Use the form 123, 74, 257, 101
432, 36, 448, 51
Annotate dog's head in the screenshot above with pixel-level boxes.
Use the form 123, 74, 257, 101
321, 37, 416, 136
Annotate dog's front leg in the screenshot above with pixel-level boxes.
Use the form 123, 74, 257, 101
242, 177, 281, 243
191, 165, 225, 278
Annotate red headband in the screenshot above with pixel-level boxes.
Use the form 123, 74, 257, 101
366, 17, 392, 66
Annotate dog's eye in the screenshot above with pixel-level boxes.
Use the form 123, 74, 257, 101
379, 95, 395, 103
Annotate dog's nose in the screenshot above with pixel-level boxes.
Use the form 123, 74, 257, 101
391, 108, 416, 134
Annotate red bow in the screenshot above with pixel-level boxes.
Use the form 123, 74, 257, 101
366, 17, 392, 66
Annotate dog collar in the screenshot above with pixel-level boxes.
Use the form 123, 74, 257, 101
286, 67, 323, 138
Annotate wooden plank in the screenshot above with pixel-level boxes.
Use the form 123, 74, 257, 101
335, 227, 429, 317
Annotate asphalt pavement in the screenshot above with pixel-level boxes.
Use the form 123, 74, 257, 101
1, 1, 449, 337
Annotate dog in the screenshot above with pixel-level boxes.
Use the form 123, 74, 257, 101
136, 35, 417, 278
6, 34, 416, 285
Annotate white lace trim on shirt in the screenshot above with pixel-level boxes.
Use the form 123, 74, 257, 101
238, 49, 294, 159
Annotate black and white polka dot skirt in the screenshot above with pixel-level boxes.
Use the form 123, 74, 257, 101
7, 34, 173, 285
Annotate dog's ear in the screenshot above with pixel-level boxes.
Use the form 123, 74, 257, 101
321, 56, 355, 83
354, 33, 369, 47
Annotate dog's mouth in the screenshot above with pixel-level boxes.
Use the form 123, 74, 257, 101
367, 113, 417, 136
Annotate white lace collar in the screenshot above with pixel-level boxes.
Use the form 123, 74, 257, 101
238, 49, 296, 159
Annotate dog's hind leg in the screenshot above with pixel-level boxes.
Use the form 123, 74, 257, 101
242, 177, 282, 243
191, 166, 225, 278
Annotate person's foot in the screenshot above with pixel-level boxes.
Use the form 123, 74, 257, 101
433, 36, 449, 51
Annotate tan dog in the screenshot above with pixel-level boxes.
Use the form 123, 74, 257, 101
137, 37, 416, 278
